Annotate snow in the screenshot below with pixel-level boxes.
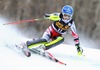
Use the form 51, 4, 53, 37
0, 44, 100, 70
0, 18, 100, 70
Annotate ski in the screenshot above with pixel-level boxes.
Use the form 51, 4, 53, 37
29, 47, 66, 66
15, 44, 66, 65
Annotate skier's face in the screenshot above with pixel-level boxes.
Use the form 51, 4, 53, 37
63, 14, 70, 20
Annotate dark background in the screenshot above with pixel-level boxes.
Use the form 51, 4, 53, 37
0, 0, 100, 49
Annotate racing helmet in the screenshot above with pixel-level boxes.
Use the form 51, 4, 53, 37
62, 5, 74, 17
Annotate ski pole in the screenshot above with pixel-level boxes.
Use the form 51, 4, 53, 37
3, 18, 45, 25
46, 51, 66, 66
30, 48, 66, 66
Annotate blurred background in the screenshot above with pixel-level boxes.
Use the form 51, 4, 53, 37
0, 0, 100, 49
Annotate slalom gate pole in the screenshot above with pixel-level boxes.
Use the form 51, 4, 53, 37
3, 18, 45, 25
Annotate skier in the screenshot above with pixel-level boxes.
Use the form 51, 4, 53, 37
18, 5, 83, 57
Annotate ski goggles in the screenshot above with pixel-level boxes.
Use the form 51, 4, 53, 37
62, 13, 71, 18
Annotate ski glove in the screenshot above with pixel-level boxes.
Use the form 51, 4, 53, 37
44, 14, 50, 19
44, 13, 60, 21
75, 44, 83, 56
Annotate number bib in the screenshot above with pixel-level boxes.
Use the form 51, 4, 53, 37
52, 19, 73, 34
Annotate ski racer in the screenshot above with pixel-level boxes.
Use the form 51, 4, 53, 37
19, 5, 83, 57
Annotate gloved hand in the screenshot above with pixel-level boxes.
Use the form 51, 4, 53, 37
44, 14, 51, 19
75, 44, 83, 56
44, 13, 60, 21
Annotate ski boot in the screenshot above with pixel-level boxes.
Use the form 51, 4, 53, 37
15, 43, 31, 57
30, 44, 45, 54
36, 45, 46, 51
